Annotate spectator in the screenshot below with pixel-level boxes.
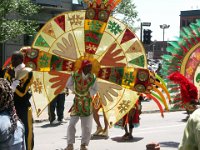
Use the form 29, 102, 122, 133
0, 78, 26, 150
178, 108, 200, 150
5, 51, 34, 150
48, 89, 68, 124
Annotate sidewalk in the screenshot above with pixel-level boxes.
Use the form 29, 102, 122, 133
32, 94, 165, 123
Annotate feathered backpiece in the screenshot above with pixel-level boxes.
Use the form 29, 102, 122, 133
83, 0, 122, 54
18, 0, 170, 123
84, 0, 122, 11
168, 72, 198, 104
160, 19, 200, 105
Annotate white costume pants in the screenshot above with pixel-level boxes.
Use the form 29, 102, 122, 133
67, 114, 93, 146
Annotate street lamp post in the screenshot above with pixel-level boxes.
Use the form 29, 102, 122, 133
160, 24, 170, 41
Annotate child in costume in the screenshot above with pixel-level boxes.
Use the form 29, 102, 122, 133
115, 94, 143, 140
65, 60, 98, 150
122, 94, 142, 140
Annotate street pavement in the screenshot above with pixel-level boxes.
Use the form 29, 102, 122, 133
32, 94, 185, 150
33, 110, 186, 150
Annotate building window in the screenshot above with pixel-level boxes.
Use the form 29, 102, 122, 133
182, 20, 186, 27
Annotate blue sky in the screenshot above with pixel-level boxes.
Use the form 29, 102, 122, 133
134, 0, 200, 41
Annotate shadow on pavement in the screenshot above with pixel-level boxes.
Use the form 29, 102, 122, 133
40, 123, 61, 128
181, 115, 189, 122
111, 136, 143, 143
159, 141, 179, 148
91, 135, 109, 140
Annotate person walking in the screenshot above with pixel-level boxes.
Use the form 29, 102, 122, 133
65, 59, 98, 150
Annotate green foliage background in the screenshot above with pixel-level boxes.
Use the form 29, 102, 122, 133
0, 0, 40, 43
113, 0, 140, 31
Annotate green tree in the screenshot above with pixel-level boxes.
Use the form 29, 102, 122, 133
113, 0, 140, 31
0, 0, 40, 42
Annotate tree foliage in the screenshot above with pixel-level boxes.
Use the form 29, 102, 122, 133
113, 0, 140, 31
0, 0, 40, 43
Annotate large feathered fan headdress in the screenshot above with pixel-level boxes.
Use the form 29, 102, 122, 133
160, 19, 200, 105
168, 72, 198, 104
18, 0, 170, 124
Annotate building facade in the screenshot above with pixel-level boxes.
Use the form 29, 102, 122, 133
146, 9, 200, 62
144, 41, 168, 60
180, 9, 200, 28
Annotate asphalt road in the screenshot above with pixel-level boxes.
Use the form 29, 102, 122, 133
33, 111, 187, 150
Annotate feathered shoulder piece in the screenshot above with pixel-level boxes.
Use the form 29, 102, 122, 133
168, 72, 198, 103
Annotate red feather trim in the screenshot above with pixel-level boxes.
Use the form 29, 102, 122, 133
180, 45, 188, 53
168, 72, 198, 103
173, 54, 183, 59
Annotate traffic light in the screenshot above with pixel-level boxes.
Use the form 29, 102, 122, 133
143, 29, 152, 44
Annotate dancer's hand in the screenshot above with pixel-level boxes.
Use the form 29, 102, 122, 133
100, 43, 126, 67
49, 71, 70, 95
97, 81, 122, 106
53, 33, 77, 60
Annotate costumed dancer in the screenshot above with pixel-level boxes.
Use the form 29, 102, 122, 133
159, 19, 200, 115
92, 93, 109, 137
5, 51, 34, 150
168, 72, 199, 115
0, 78, 26, 150
18, 0, 170, 147
115, 94, 143, 140
65, 59, 98, 150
